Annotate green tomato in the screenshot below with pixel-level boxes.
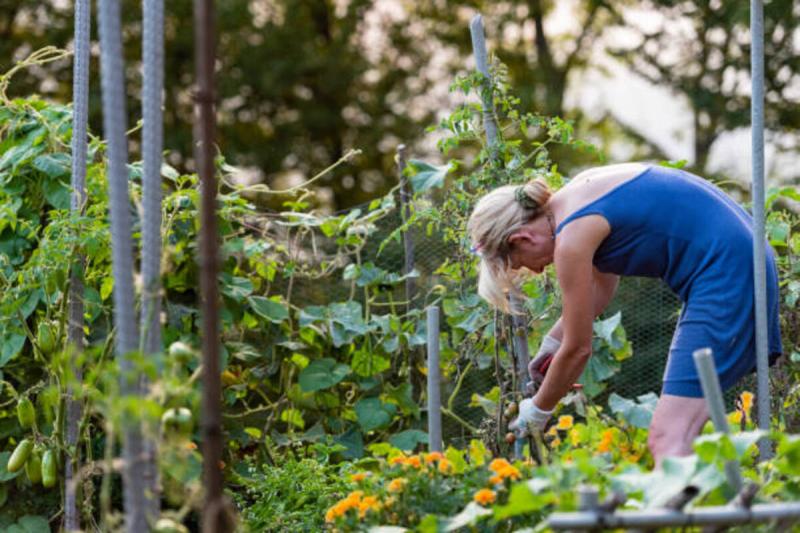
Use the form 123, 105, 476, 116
36, 321, 57, 355
41, 449, 57, 489
7, 438, 33, 473
17, 397, 35, 429
25, 450, 42, 484
161, 407, 193, 436
168, 342, 194, 365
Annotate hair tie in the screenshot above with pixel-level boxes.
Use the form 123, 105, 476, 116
514, 185, 539, 210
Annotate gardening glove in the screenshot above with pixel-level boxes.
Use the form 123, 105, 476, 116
508, 397, 553, 436
528, 335, 561, 385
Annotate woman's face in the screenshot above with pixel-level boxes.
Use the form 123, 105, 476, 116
505, 222, 554, 274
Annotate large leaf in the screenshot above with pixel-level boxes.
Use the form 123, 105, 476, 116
298, 358, 351, 392
444, 502, 492, 532
608, 392, 659, 429
219, 274, 253, 302
16, 515, 50, 533
388, 429, 428, 451
406, 159, 451, 192
0, 332, 26, 368
248, 296, 289, 324
334, 426, 364, 459
355, 397, 396, 432
351, 348, 391, 378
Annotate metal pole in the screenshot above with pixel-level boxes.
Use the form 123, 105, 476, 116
66, 1, 90, 529
693, 348, 743, 492
427, 306, 442, 452
750, 0, 772, 461
97, 1, 146, 531
548, 502, 800, 530
397, 144, 416, 308
141, 0, 165, 521
194, 0, 229, 531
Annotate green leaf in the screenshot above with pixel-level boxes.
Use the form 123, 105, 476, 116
334, 427, 364, 459
42, 176, 70, 209
33, 153, 70, 178
17, 515, 50, 533
406, 159, 451, 192
248, 296, 289, 324
219, 274, 253, 302
0, 451, 21, 481
494, 483, 553, 520
280, 408, 305, 429
384, 382, 420, 418
388, 429, 428, 451
608, 392, 658, 429
355, 397, 396, 432
444, 502, 492, 531
0, 333, 26, 367
593, 312, 622, 341
298, 358, 351, 392
351, 348, 390, 377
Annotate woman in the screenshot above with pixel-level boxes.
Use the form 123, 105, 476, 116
468, 162, 782, 467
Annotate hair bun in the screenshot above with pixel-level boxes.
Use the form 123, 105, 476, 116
515, 179, 551, 210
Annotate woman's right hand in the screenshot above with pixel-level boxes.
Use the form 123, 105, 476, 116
528, 334, 561, 384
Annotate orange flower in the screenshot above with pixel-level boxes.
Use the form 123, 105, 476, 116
473, 488, 496, 506
184, 441, 198, 450
597, 429, 614, 454
387, 478, 407, 493
556, 415, 574, 430
551, 437, 562, 447
546, 426, 558, 438
358, 495, 381, 518
489, 474, 504, 485
497, 465, 521, 480
389, 455, 407, 466
325, 494, 362, 523
406, 455, 422, 469
488, 458, 511, 473
425, 451, 444, 464
345, 490, 363, 505
350, 471, 370, 482
740, 391, 754, 413
437, 458, 453, 474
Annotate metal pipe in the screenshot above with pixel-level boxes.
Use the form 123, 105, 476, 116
427, 306, 442, 452
397, 144, 416, 309
194, 0, 228, 530
750, 0, 772, 461
548, 502, 800, 530
693, 348, 743, 491
469, 14, 500, 159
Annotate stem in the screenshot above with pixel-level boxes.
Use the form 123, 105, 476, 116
441, 407, 479, 434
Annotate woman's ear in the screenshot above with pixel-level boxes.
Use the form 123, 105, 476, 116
507, 229, 534, 246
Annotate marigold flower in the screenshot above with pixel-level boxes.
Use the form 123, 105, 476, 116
350, 472, 370, 482
551, 437, 562, 447
546, 426, 559, 437
406, 455, 422, 469
425, 451, 444, 464
358, 495, 381, 518
729, 410, 743, 425
489, 474, 504, 485
497, 465, 521, 480
488, 458, 511, 473
345, 490, 363, 505
473, 488, 496, 505
437, 458, 453, 474
597, 429, 614, 454
387, 478, 407, 492
389, 455, 407, 466
556, 415, 574, 430
740, 391, 754, 413
569, 428, 581, 447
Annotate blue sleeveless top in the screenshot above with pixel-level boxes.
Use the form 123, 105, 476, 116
556, 165, 782, 396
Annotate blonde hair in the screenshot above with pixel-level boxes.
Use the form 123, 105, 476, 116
467, 179, 551, 312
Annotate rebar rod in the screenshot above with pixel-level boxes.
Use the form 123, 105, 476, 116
427, 306, 442, 452
65, 0, 90, 529
141, 0, 165, 521
693, 348, 743, 492
97, 1, 146, 531
750, 0, 772, 461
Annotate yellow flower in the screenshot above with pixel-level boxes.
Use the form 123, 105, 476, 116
551, 437, 562, 447
425, 451, 444, 464
739, 391, 754, 415
729, 410, 743, 425
437, 458, 453, 474
546, 426, 558, 437
350, 472, 370, 482
596, 429, 614, 454
556, 415, 574, 430
569, 428, 581, 447
406, 455, 422, 469
488, 458, 511, 473
358, 495, 381, 518
473, 488, 496, 506
387, 478, 407, 493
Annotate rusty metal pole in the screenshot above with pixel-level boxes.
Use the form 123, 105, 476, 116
194, 0, 229, 530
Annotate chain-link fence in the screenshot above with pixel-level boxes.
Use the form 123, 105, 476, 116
273, 197, 751, 447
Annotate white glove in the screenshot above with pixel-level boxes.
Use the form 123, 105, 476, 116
508, 397, 553, 435
528, 335, 561, 384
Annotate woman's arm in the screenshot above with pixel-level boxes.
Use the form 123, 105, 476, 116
532, 217, 610, 410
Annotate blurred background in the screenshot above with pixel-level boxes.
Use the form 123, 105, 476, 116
2, 0, 798, 212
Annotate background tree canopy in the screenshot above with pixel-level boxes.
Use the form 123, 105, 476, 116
2, 0, 798, 211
